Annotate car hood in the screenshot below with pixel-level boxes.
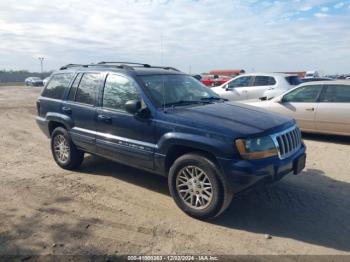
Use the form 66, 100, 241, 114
163, 102, 294, 137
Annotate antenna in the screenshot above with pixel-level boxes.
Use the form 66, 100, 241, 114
162, 75, 166, 112
160, 33, 164, 66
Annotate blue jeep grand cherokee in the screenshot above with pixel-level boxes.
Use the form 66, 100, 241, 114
36, 62, 306, 219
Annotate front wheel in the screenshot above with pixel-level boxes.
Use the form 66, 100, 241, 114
51, 127, 84, 170
168, 153, 232, 220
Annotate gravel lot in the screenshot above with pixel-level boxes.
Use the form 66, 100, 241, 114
0, 86, 350, 256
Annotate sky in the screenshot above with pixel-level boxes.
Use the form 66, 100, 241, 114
0, 0, 349, 74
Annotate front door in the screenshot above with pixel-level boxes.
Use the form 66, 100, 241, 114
223, 76, 253, 101
95, 73, 156, 170
269, 85, 323, 131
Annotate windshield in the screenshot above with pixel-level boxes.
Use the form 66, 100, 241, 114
32, 77, 41, 80
141, 74, 222, 107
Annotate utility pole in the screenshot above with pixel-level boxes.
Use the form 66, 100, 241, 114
38, 57, 44, 73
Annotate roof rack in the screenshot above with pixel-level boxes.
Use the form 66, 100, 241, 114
59, 62, 180, 72
97, 61, 151, 67
59, 63, 134, 71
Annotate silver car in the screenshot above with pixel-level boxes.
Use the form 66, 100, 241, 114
248, 81, 350, 136
212, 73, 301, 101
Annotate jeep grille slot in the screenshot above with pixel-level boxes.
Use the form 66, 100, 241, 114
274, 126, 302, 159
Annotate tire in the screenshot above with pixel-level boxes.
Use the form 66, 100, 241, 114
168, 153, 233, 220
51, 127, 84, 170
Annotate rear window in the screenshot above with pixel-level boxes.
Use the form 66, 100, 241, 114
321, 85, 350, 103
42, 73, 74, 99
285, 76, 302, 85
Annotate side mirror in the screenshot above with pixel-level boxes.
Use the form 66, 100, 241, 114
125, 100, 141, 114
275, 96, 284, 103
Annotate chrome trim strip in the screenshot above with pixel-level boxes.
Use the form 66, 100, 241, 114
72, 127, 157, 150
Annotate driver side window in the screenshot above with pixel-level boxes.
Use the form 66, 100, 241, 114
103, 74, 140, 111
283, 85, 322, 103
227, 76, 252, 89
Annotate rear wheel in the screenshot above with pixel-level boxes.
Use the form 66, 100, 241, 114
51, 127, 84, 170
168, 153, 232, 220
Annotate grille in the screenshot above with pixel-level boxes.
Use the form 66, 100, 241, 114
273, 126, 302, 159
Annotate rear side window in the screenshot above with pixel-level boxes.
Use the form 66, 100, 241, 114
42, 73, 73, 99
103, 74, 140, 111
75, 73, 100, 105
285, 76, 302, 85
321, 85, 350, 102
283, 85, 322, 103
253, 76, 276, 86
67, 73, 83, 101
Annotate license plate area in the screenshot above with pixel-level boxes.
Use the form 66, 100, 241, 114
293, 153, 306, 174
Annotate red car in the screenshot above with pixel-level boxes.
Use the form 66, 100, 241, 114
201, 75, 231, 87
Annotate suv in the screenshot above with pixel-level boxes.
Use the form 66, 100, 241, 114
212, 73, 301, 101
36, 62, 306, 219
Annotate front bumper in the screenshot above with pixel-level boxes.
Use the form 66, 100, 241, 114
218, 145, 306, 193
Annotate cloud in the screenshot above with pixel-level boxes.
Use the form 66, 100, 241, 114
334, 2, 345, 8
315, 12, 329, 17
0, 0, 349, 74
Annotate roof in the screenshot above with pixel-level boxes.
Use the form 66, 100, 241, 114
299, 80, 350, 86
57, 62, 185, 76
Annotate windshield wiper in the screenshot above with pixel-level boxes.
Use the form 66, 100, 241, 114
163, 100, 205, 108
200, 96, 228, 102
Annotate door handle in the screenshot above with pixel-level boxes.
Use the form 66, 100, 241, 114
97, 114, 112, 123
62, 107, 72, 114
305, 108, 315, 111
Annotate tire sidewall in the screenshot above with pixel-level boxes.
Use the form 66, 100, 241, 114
169, 154, 223, 219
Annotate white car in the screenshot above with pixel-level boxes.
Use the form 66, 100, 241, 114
247, 81, 350, 136
211, 73, 301, 101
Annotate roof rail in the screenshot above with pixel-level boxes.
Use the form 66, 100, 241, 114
59, 64, 89, 70
59, 63, 134, 71
98, 61, 151, 67
97, 62, 180, 71
59, 62, 180, 72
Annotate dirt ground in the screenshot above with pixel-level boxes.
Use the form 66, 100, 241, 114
0, 85, 350, 256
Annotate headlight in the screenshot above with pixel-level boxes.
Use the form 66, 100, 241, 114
235, 136, 278, 160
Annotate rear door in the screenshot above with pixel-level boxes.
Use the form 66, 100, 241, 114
222, 76, 253, 100
248, 76, 276, 99
315, 84, 350, 135
268, 85, 324, 131
62, 72, 102, 153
